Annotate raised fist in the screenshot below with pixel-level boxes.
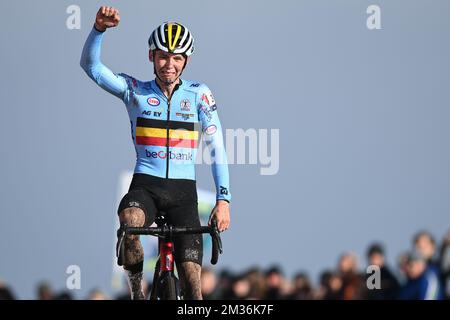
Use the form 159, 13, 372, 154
95, 6, 120, 32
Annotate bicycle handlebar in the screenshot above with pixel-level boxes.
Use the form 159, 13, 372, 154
116, 221, 223, 265
125, 225, 211, 235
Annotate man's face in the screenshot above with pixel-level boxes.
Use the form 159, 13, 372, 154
338, 254, 358, 273
415, 234, 435, 260
406, 260, 426, 279
369, 252, 384, 267
150, 50, 187, 84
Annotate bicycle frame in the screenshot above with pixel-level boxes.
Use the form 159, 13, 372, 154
150, 215, 181, 300
152, 240, 180, 299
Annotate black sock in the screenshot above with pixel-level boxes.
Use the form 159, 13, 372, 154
124, 261, 143, 274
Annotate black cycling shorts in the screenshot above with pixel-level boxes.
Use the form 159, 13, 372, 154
117, 173, 203, 266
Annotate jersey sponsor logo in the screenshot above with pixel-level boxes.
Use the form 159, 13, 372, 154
208, 92, 216, 105
128, 201, 141, 208
199, 105, 212, 122
181, 99, 191, 111
147, 97, 160, 106
142, 110, 162, 117
176, 112, 195, 121
145, 149, 193, 161
220, 186, 229, 195
201, 93, 211, 106
190, 83, 200, 87
201, 92, 216, 107
204, 125, 217, 135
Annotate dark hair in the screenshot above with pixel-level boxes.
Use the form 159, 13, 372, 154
265, 265, 283, 277
406, 250, 426, 263
367, 243, 384, 257
413, 230, 436, 246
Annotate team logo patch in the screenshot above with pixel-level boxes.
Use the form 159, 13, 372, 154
176, 112, 195, 120
208, 93, 216, 105
220, 186, 229, 195
201, 94, 211, 106
199, 105, 213, 122
201, 92, 216, 107
205, 125, 217, 135
181, 99, 191, 111
147, 97, 160, 106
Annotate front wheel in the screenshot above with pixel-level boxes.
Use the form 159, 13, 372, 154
157, 272, 181, 300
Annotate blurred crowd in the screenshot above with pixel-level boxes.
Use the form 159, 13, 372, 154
1, 229, 449, 300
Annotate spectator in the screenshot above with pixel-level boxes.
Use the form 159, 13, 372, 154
264, 265, 285, 299
36, 281, 54, 300
228, 273, 251, 300
314, 270, 342, 300
88, 288, 109, 300
216, 269, 234, 299
397, 251, 410, 284
364, 243, 400, 299
438, 230, 450, 299
245, 267, 267, 300
287, 272, 313, 300
398, 250, 444, 300
413, 231, 440, 271
53, 291, 74, 300
201, 267, 220, 300
337, 252, 365, 299
0, 281, 15, 300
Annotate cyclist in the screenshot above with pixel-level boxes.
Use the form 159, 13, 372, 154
80, 6, 231, 300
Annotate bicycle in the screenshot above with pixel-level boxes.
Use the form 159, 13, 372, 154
116, 212, 223, 300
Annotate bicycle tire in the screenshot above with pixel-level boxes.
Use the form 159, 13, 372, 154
157, 273, 180, 300
149, 259, 161, 300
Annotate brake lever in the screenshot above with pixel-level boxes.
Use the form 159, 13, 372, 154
116, 223, 127, 266
210, 220, 223, 266
213, 221, 223, 254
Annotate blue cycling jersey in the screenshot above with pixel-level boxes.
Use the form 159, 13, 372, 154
80, 27, 231, 202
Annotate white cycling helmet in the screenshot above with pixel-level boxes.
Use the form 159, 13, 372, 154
148, 22, 195, 56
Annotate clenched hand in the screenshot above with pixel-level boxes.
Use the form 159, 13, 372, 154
94, 6, 120, 32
